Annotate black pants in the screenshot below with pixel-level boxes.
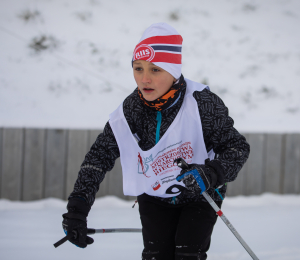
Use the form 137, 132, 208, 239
138, 195, 222, 260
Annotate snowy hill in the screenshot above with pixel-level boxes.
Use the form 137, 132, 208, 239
0, 0, 300, 132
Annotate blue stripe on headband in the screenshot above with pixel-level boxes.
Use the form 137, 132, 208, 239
151, 45, 182, 53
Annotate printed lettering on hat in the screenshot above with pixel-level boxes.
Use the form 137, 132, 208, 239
133, 44, 155, 62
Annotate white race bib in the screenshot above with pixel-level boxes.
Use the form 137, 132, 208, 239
109, 79, 214, 198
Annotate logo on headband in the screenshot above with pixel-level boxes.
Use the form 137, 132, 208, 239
133, 44, 155, 62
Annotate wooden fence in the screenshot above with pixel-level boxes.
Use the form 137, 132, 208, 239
0, 128, 299, 201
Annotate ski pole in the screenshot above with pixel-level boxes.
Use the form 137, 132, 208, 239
174, 158, 259, 260
54, 228, 142, 248
88, 228, 142, 234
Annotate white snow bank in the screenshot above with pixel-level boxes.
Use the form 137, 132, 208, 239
224, 193, 300, 207
0, 197, 66, 210
0, 194, 300, 259
1, 193, 300, 210
0, 195, 135, 210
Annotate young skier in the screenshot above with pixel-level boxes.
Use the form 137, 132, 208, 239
62, 23, 250, 260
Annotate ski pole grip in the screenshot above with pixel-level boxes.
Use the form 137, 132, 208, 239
87, 228, 96, 235
53, 233, 73, 248
54, 229, 95, 248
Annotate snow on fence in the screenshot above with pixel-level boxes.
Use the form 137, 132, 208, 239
0, 128, 299, 201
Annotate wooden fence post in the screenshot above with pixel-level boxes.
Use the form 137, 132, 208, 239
1, 128, 24, 200
244, 133, 265, 195
264, 134, 283, 194
44, 129, 67, 199
0, 128, 2, 198
23, 128, 45, 201
283, 134, 300, 194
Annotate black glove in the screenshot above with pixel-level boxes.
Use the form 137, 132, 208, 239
62, 197, 94, 248
175, 158, 224, 194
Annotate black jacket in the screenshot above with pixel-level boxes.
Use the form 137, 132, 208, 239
69, 76, 250, 206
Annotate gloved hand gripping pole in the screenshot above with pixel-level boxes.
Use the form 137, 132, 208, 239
174, 158, 259, 260
54, 228, 142, 248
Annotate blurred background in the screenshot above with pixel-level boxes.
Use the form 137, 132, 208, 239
0, 0, 299, 201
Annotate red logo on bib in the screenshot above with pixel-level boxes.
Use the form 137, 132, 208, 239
133, 44, 155, 61
151, 181, 161, 191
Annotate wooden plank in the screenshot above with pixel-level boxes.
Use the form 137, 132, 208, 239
23, 128, 45, 201
264, 134, 283, 194
1, 128, 24, 200
65, 130, 89, 199
244, 133, 265, 195
0, 128, 3, 198
44, 129, 67, 199
227, 133, 249, 197
283, 134, 300, 194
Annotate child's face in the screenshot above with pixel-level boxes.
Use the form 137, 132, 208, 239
133, 60, 175, 101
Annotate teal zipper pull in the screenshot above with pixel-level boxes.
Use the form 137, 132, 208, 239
156, 111, 162, 144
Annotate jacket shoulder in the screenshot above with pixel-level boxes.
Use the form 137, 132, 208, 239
193, 88, 226, 107
123, 88, 140, 110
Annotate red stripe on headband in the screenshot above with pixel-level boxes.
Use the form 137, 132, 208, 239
151, 52, 181, 64
139, 35, 183, 46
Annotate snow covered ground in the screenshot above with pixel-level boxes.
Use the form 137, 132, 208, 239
0, 0, 300, 132
1, 194, 300, 260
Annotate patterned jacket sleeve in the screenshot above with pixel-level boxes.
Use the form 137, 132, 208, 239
193, 89, 250, 184
68, 122, 120, 206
